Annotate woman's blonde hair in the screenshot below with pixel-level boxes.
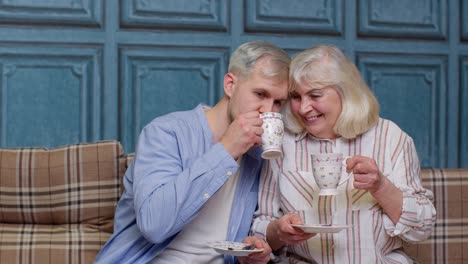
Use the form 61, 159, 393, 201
284, 45, 379, 139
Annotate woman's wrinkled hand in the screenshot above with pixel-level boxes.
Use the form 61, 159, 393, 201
345, 155, 404, 224
237, 236, 272, 264
267, 212, 316, 249
345, 155, 386, 194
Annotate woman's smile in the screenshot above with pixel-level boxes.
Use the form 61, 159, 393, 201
303, 114, 322, 123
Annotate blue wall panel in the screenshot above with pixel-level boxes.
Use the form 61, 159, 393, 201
0, 0, 465, 167
0, 0, 102, 27
462, 57, 468, 167
0, 46, 102, 147
359, 0, 447, 39
119, 46, 227, 152
121, 0, 228, 31
245, 0, 342, 34
358, 53, 447, 168
463, 0, 468, 41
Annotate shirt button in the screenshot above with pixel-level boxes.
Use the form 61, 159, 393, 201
204, 193, 210, 199
227, 171, 233, 176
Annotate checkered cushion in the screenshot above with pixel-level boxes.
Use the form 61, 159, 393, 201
0, 141, 126, 264
404, 169, 468, 264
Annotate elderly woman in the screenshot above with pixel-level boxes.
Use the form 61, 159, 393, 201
251, 45, 436, 263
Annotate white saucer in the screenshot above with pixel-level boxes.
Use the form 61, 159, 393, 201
207, 241, 264, 257
291, 224, 352, 233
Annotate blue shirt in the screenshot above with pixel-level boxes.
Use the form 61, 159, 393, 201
95, 105, 263, 264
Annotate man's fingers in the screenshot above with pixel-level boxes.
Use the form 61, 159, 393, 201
241, 111, 262, 119
240, 116, 263, 127
239, 237, 271, 263
253, 126, 264, 136
253, 239, 265, 248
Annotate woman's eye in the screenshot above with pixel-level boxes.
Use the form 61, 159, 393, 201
255, 92, 264, 98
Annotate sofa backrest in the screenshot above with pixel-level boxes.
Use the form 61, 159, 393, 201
3, 144, 456, 263
0, 141, 126, 230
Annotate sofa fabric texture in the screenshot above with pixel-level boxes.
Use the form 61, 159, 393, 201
404, 168, 468, 264
0, 141, 125, 264
0, 141, 465, 263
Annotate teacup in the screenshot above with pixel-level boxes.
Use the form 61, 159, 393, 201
260, 112, 284, 159
311, 153, 352, 196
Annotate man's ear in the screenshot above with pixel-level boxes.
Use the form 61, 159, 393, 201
223, 73, 236, 98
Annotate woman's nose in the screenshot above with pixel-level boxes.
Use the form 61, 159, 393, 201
299, 98, 312, 114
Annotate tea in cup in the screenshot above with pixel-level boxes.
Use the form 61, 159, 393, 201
260, 112, 284, 159
311, 153, 352, 195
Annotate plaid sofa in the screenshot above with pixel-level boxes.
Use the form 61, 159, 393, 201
0, 141, 466, 263
0, 141, 125, 264
404, 168, 468, 264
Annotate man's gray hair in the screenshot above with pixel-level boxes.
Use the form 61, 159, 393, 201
228, 41, 290, 80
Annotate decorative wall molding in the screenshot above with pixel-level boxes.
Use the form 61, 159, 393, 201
0, 0, 102, 27
120, 0, 228, 31
357, 53, 448, 168
0, 46, 102, 147
119, 46, 227, 152
461, 57, 468, 165
462, 0, 468, 41
245, 0, 342, 35
359, 0, 447, 39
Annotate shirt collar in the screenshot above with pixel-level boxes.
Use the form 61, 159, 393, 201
295, 131, 339, 144
295, 131, 308, 141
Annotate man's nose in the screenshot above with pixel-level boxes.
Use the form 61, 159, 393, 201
259, 101, 275, 113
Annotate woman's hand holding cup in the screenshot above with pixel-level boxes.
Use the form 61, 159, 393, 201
344, 155, 386, 194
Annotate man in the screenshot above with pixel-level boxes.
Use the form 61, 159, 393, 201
94, 41, 290, 264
